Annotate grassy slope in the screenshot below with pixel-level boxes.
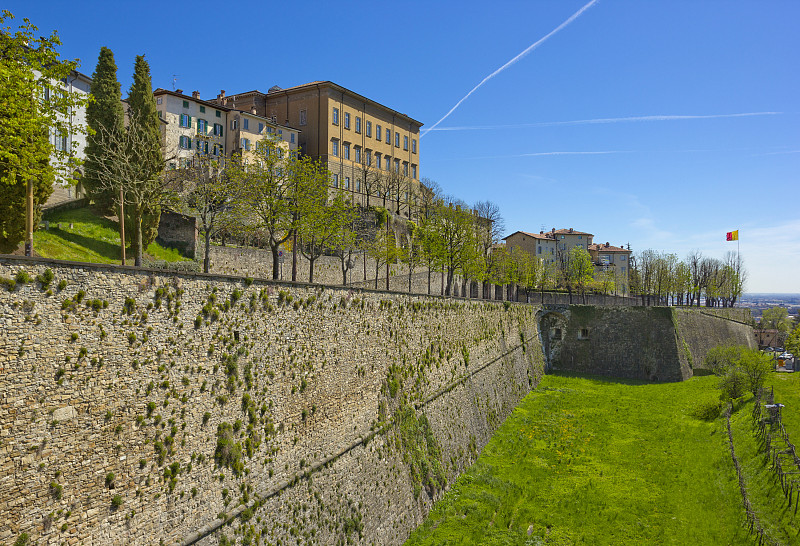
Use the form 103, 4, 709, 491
34, 208, 188, 264
406, 374, 751, 545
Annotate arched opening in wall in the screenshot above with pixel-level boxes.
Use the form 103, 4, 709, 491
538, 311, 567, 373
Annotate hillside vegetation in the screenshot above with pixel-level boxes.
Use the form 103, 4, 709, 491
32, 207, 189, 264
407, 373, 799, 545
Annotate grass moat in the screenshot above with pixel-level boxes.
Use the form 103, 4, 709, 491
407, 373, 800, 545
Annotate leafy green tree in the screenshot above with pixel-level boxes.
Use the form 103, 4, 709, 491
84, 46, 124, 212
124, 55, 163, 262
704, 345, 773, 398
568, 247, 594, 303
367, 208, 400, 290
0, 11, 84, 252
428, 198, 475, 296
175, 150, 245, 273
298, 177, 353, 284
786, 325, 800, 357
761, 307, 792, 333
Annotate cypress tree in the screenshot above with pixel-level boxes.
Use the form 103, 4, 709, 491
83, 47, 124, 212
124, 55, 163, 261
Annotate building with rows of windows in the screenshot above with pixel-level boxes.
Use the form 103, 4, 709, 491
153, 89, 299, 169
504, 228, 632, 295
213, 81, 423, 218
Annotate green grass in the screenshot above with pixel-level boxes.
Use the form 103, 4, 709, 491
406, 374, 755, 545
34, 207, 189, 264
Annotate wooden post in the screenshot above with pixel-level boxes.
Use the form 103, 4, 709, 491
25, 178, 33, 256
119, 186, 126, 265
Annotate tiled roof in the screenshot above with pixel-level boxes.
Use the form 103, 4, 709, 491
153, 88, 233, 111
589, 243, 629, 252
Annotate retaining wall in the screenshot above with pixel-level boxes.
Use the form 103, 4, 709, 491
0, 256, 543, 545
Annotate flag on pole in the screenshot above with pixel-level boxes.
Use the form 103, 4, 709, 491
726, 230, 739, 241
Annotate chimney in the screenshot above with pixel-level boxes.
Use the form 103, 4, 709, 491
218, 90, 226, 99
192, 90, 200, 99
175, 89, 183, 94
605, 242, 609, 247
569, 228, 573, 233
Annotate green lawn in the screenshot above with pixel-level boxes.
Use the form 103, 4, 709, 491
406, 374, 761, 545
34, 207, 189, 264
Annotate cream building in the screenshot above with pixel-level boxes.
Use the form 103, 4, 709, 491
504, 228, 632, 295
153, 89, 230, 168
213, 81, 423, 218
43, 69, 93, 207
225, 107, 299, 163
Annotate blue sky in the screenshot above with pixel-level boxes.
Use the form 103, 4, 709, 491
8, 1, 799, 293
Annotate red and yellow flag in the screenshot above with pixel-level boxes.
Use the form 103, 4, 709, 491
726, 230, 739, 241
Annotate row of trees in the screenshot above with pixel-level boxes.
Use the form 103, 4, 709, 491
629, 249, 745, 307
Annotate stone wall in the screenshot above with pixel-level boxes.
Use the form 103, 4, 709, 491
542, 305, 754, 382
673, 307, 756, 372
157, 211, 198, 259
0, 256, 543, 545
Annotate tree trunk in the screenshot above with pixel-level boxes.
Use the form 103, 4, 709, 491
309, 256, 315, 284
271, 244, 280, 280
204, 230, 212, 273
135, 213, 143, 267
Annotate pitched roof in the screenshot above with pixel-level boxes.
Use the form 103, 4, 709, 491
228, 81, 423, 127
589, 243, 630, 253
503, 230, 554, 241
153, 88, 233, 111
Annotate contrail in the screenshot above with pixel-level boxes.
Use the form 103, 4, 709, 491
428, 112, 783, 131
420, 0, 599, 138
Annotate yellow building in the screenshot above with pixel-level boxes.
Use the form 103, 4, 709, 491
214, 81, 423, 218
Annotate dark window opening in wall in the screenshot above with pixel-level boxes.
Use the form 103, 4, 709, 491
299, 109, 307, 126
552, 328, 562, 340
234, 330, 240, 341
579, 328, 589, 339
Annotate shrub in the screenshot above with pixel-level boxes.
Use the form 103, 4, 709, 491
105, 472, 115, 488
36, 268, 54, 289
50, 481, 63, 500
111, 494, 123, 508
0, 277, 16, 291
15, 270, 31, 285
57, 279, 67, 291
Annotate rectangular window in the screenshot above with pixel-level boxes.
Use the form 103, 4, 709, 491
385, 157, 391, 170
394, 159, 400, 173
213, 123, 223, 137
197, 119, 207, 135
157, 110, 163, 119
332, 107, 339, 125
344, 112, 350, 129
243, 118, 249, 131
366, 120, 372, 137
332, 174, 339, 188
403, 135, 408, 150
411, 164, 416, 179
343, 143, 350, 160
386, 129, 391, 144
290, 133, 295, 143
200, 106, 205, 113
216, 110, 221, 118
355, 117, 361, 133
412, 139, 417, 153
621, 256, 627, 261
403, 162, 408, 176
395, 132, 400, 147
376, 125, 381, 141
258, 122, 264, 134
230, 119, 238, 130
182, 100, 189, 108
538, 246, 542, 255
241, 138, 250, 151
354, 147, 361, 163
345, 176, 350, 190
180, 114, 191, 128
356, 179, 361, 192
621, 266, 626, 273
157, 97, 163, 105
179, 135, 191, 149
299, 109, 307, 126
331, 140, 339, 157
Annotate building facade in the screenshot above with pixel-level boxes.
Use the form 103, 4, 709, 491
43, 70, 93, 208
504, 228, 632, 295
214, 81, 423, 218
